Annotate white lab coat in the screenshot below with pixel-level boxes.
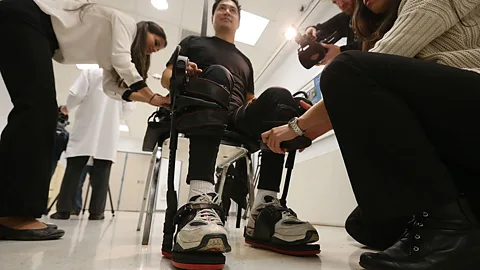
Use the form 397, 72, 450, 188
65, 69, 135, 162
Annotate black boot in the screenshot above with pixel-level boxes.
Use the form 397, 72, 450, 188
359, 198, 480, 270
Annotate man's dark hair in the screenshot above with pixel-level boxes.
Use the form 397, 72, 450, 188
212, 0, 242, 19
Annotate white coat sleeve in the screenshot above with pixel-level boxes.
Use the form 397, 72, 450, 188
103, 69, 127, 101
66, 70, 90, 110
110, 12, 144, 88
120, 101, 136, 120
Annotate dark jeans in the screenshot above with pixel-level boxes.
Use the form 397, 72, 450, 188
321, 51, 480, 222
185, 70, 298, 192
56, 157, 112, 215
0, 0, 59, 218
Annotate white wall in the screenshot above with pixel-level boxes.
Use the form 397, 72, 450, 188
0, 74, 13, 132
117, 136, 150, 154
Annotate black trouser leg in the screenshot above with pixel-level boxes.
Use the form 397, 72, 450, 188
88, 159, 113, 214
0, 0, 58, 218
56, 157, 89, 213
321, 51, 480, 221
233, 87, 299, 192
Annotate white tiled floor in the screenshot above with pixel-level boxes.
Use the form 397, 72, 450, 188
0, 212, 372, 270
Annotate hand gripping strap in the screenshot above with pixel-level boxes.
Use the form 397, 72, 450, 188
185, 78, 232, 110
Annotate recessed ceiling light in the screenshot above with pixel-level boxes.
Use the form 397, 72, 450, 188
284, 26, 298, 41
119, 124, 129, 132
151, 0, 168, 10
76, 64, 100, 70
235, 11, 269, 46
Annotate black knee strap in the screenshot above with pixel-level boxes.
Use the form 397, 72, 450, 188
253, 205, 298, 241
174, 66, 233, 133
185, 78, 231, 110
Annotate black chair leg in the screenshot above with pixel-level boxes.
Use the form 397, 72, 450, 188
83, 180, 91, 215
236, 204, 242, 228
45, 195, 58, 215
108, 184, 115, 216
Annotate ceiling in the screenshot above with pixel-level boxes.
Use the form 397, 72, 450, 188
54, 0, 340, 140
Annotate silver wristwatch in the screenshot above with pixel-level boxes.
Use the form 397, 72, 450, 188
288, 117, 304, 136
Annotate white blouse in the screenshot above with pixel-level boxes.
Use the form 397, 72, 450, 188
33, 0, 144, 100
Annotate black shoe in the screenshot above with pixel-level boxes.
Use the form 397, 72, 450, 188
359, 198, 480, 270
50, 212, 70, 220
44, 223, 58, 230
0, 225, 65, 241
89, 214, 105, 220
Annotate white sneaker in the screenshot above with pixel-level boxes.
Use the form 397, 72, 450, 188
174, 193, 231, 253
246, 195, 319, 245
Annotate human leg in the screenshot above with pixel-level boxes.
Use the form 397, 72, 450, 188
88, 160, 112, 219
0, 0, 64, 240
74, 166, 91, 214
234, 87, 319, 254
51, 156, 89, 219
321, 51, 480, 269
171, 65, 234, 262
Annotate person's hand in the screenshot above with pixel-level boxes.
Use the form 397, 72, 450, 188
305, 27, 317, 41
60, 105, 68, 115
149, 94, 170, 107
317, 43, 342, 66
187, 62, 203, 77
261, 124, 297, 154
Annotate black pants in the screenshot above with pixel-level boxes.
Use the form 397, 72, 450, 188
0, 0, 59, 218
186, 71, 298, 192
56, 157, 113, 215
321, 51, 480, 223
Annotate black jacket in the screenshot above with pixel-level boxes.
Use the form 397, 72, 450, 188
312, 12, 361, 52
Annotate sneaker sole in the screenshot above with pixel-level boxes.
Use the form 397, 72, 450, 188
174, 234, 232, 253
244, 228, 320, 257
172, 252, 226, 270
272, 230, 320, 245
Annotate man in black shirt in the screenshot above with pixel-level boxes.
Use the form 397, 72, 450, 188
304, 0, 362, 65
161, 0, 319, 262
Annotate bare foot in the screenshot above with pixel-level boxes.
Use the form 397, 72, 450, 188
0, 217, 47, 230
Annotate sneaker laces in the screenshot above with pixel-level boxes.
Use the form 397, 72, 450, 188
191, 192, 223, 225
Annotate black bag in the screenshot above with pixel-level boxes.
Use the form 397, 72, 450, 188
142, 107, 172, 152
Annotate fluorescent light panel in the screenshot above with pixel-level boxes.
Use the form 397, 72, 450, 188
235, 11, 269, 46
76, 64, 99, 70
151, 0, 168, 10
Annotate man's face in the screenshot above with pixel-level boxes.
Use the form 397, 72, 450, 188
332, 0, 354, 15
212, 0, 240, 34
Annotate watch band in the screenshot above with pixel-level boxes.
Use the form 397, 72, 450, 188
288, 117, 304, 136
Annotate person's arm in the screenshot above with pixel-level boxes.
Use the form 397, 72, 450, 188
246, 60, 255, 103
370, 0, 479, 56
161, 64, 173, 90
162, 36, 202, 90
309, 12, 351, 39
66, 70, 90, 111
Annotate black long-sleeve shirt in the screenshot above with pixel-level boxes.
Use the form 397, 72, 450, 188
312, 12, 361, 52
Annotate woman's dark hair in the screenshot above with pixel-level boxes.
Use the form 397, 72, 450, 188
212, 0, 242, 19
67, 3, 168, 87
352, 0, 401, 49
353, 0, 472, 50
114, 21, 167, 87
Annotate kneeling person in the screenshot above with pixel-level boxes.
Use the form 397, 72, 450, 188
161, 0, 319, 260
